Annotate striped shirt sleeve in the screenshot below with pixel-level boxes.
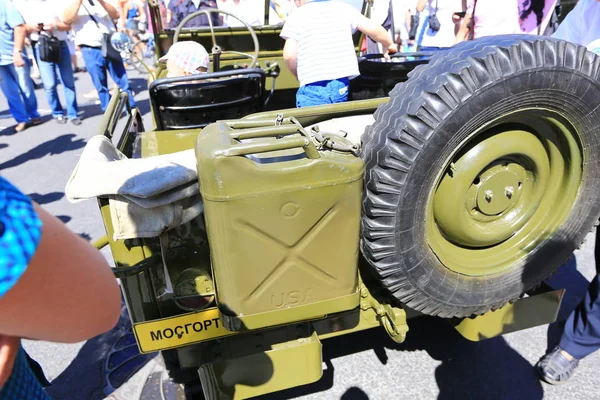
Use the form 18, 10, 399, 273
280, 10, 300, 40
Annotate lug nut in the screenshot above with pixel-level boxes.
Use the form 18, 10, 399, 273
484, 190, 493, 202
505, 186, 515, 199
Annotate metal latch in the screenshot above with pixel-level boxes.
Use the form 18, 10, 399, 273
359, 283, 408, 343
311, 125, 361, 156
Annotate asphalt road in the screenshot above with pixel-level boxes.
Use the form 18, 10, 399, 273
1, 60, 600, 400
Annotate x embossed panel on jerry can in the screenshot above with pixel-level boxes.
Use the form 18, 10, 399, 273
196, 118, 364, 331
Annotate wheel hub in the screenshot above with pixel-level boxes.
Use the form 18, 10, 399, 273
475, 168, 520, 216
427, 111, 583, 276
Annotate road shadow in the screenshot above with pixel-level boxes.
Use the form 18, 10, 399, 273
79, 232, 93, 241
56, 215, 71, 224
342, 387, 369, 399
27, 191, 65, 205
0, 143, 7, 150
128, 78, 150, 97
0, 114, 54, 137
264, 314, 543, 400
0, 134, 86, 170
47, 301, 156, 400
76, 97, 150, 123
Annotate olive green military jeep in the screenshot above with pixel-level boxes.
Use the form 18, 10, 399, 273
81, 2, 600, 399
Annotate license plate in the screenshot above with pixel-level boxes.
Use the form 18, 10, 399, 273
133, 308, 236, 353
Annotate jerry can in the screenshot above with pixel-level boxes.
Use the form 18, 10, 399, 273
196, 117, 364, 331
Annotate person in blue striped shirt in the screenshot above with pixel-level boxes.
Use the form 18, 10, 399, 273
0, 176, 121, 398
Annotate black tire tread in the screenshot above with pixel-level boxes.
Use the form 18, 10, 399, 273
361, 35, 600, 318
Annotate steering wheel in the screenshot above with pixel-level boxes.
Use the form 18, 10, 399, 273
173, 8, 259, 70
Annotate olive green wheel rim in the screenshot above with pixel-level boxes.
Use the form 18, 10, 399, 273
426, 109, 583, 276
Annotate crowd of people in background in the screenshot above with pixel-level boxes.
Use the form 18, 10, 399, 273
0, 0, 150, 132
364, 0, 562, 53
0, 0, 564, 132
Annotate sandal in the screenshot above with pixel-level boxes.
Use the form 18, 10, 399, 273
536, 346, 580, 385
14, 122, 27, 132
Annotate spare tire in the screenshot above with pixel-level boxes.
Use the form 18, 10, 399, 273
361, 35, 600, 318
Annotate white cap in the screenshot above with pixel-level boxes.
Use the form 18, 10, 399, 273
159, 41, 210, 74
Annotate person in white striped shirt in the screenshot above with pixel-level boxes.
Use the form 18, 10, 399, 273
280, 0, 397, 107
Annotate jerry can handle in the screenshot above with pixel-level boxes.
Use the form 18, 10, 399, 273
221, 117, 321, 159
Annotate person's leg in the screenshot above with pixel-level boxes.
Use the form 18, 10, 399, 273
66, 36, 79, 72
559, 224, 600, 359
80, 46, 110, 110
34, 45, 64, 120
107, 57, 136, 108
559, 273, 600, 359
14, 58, 40, 120
0, 64, 29, 124
537, 223, 600, 384
56, 42, 79, 121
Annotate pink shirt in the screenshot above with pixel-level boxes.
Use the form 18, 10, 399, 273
467, 0, 521, 39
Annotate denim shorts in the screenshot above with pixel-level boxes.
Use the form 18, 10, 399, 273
296, 77, 350, 108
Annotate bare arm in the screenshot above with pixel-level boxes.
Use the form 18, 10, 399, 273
357, 16, 397, 58
136, 0, 146, 20
454, 12, 471, 43
44, 18, 72, 32
0, 204, 121, 343
283, 38, 297, 78
24, 24, 41, 34
120, 5, 126, 24
56, 20, 72, 31
12, 25, 26, 67
99, 0, 120, 20
63, 0, 83, 24
416, 0, 427, 13
357, 17, 392, 48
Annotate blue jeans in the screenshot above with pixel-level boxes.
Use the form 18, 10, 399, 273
34, 41, 78, 120
559, 225, 600, 359
0, 59, 39, 123
296, 78, 350, 108
80, 46, 136, 111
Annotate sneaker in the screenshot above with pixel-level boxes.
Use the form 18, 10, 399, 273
536, 346, 580, 385
30, 117, 42, 126
70, 117, 82, 126
15, 122, 27, 132
55, 116, 67, 124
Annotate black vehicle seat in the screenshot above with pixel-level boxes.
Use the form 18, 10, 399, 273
149, 68, 267, 130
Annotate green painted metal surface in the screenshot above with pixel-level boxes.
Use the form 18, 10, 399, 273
452, 285, 565, 341
196, 118, 364, 331
198, 331, 323, 399
427, 109, 583, 276
90, 76, 571, 399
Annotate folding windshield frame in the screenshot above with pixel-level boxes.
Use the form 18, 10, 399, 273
147, 0, 369, 36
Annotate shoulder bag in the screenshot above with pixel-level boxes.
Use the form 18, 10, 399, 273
81, 2, 122, 62
428, 0, 441, 32
38, 30, 61, 63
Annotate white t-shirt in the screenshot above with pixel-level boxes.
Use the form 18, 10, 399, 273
218, 0, 263, 27
392, 0, 409, 41
13, 0, 68, 41
64, 0, 116, 48
280, 0, 366, 86
552, 0, 600, 51
466, 0, 521, 39
419, 0, 462, 48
